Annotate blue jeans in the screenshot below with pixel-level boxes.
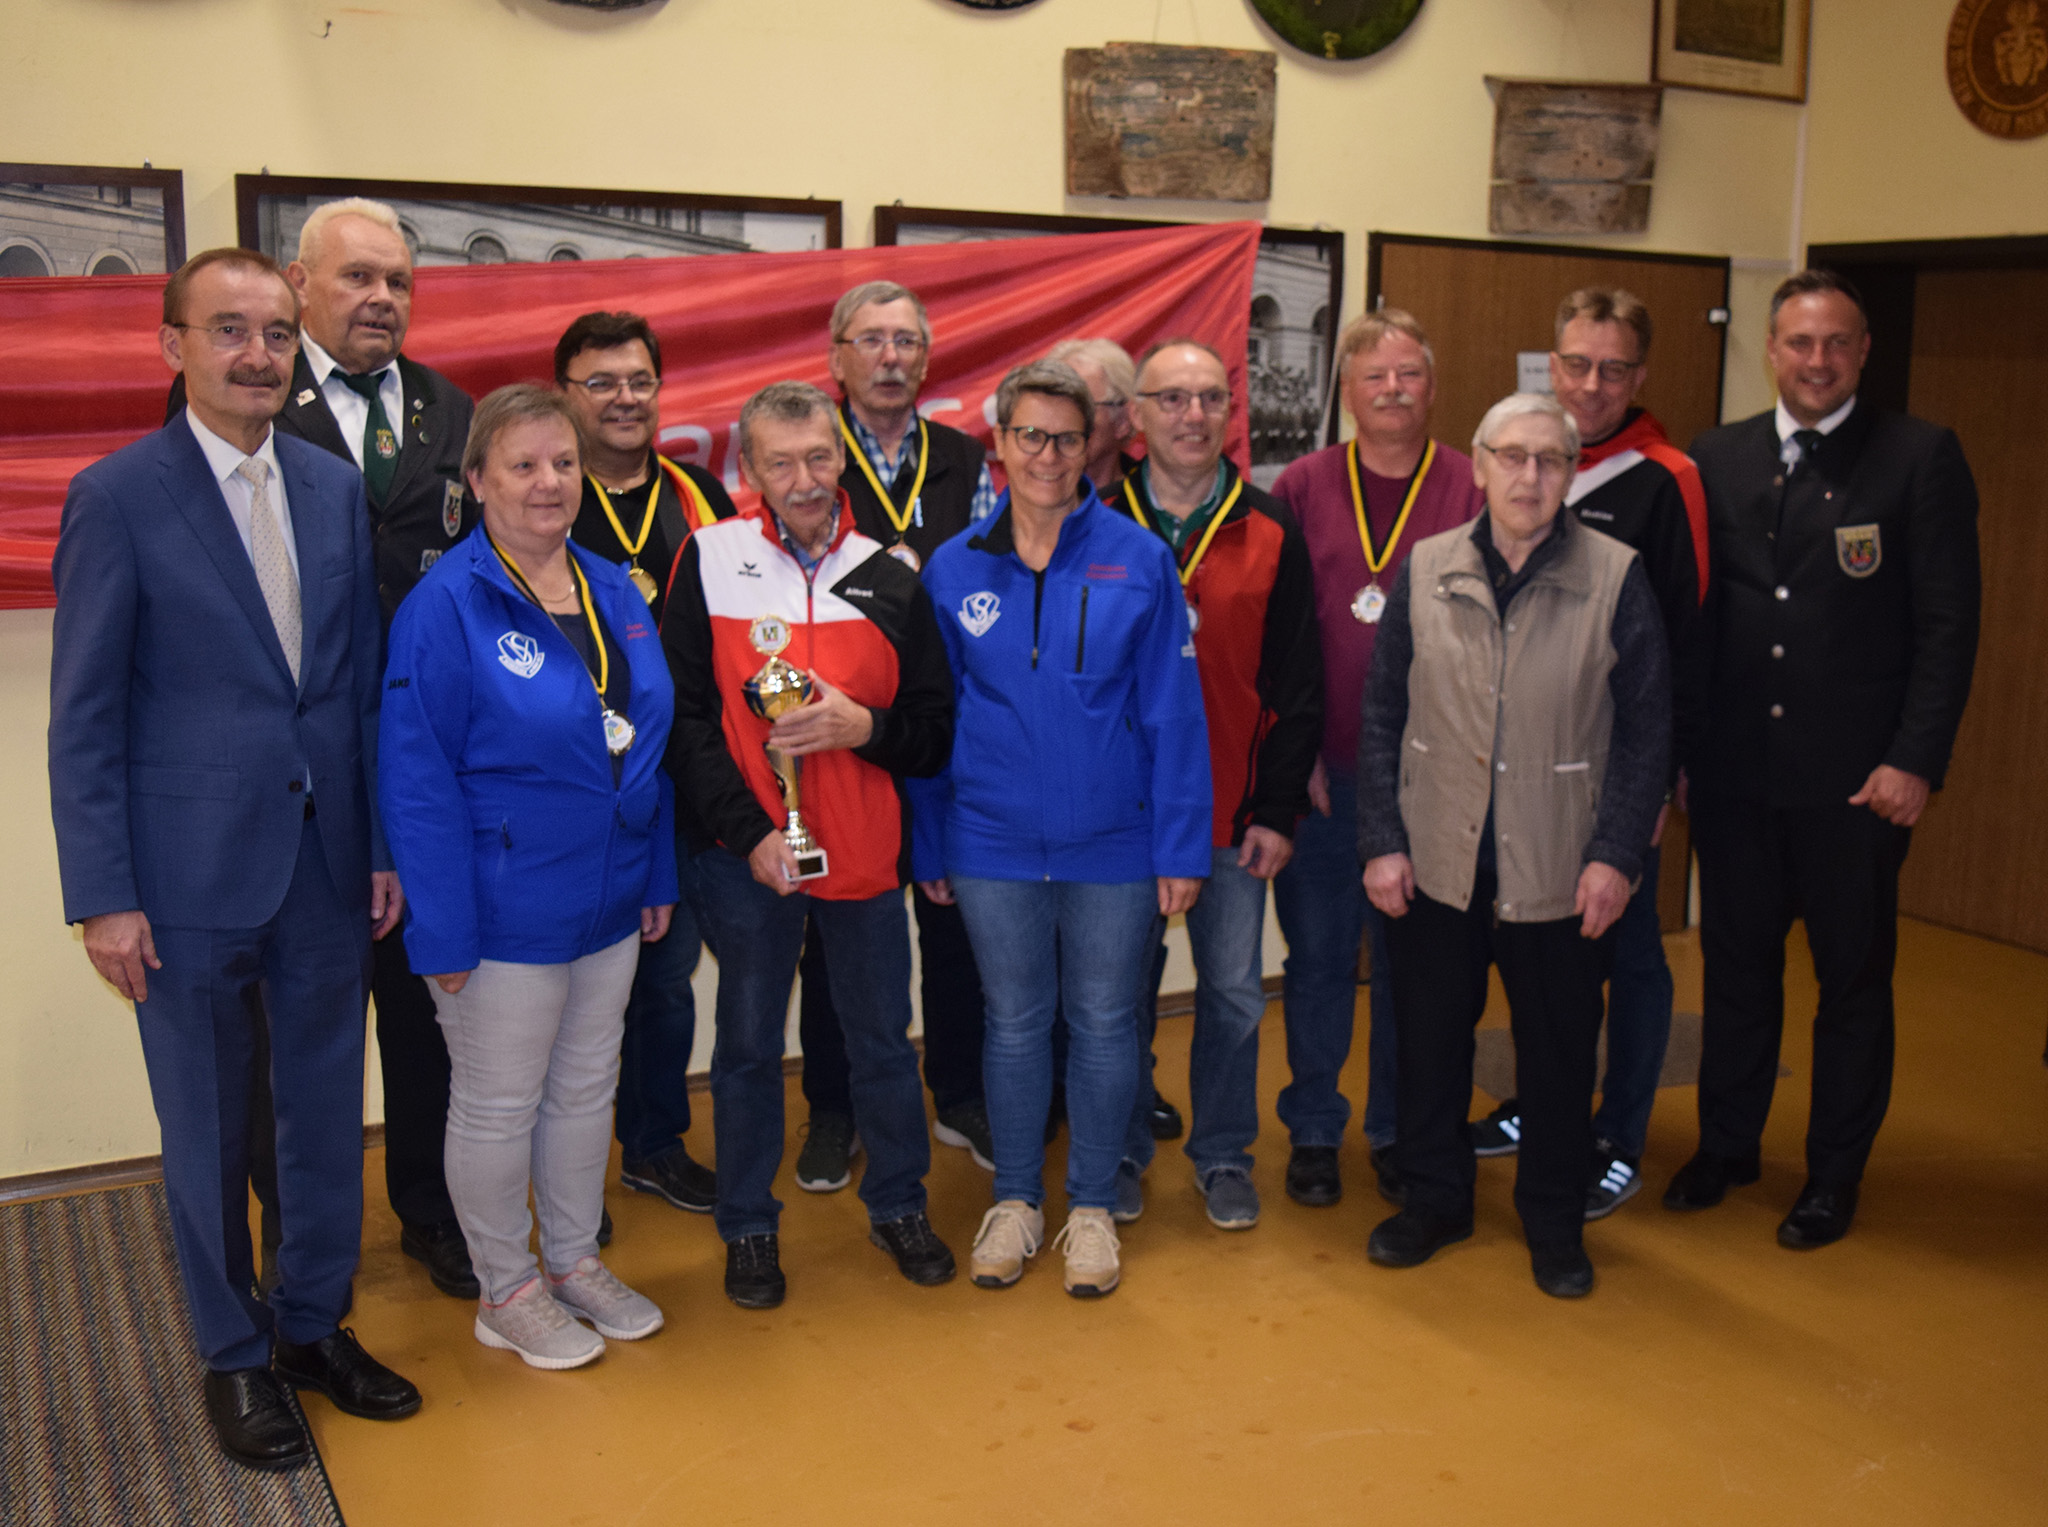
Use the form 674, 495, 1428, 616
1124, 846, 1269, 1176
1271, 768, 1399, 1149
693, 849, 930, 1242
613, 832, 701, 1163
1591, 842, 1675, 1158
952, 876, 1158, 1211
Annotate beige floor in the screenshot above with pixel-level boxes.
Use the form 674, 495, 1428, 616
315, 920, 2048, 1526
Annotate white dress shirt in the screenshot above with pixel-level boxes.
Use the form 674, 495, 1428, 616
185, 408, 299, 582
1775, 394, 1856, 470
301, 333, 404, 471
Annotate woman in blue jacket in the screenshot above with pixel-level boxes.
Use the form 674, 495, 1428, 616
381, 385, 677, 1370
913, 360, 1212, 1299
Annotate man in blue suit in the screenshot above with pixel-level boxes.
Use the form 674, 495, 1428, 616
49, 248, 422, 1471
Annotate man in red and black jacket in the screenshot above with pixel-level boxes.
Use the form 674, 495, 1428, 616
1101, 339, 1322, 1231
660, 381, 957, 1311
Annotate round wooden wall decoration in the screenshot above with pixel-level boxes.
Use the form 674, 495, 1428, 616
943, 0, 1041, 9
1947, 0, 2048, 138
1251, 0, 1424, 61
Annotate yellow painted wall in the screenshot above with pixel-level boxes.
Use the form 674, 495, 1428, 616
3, 0, 2020, 1177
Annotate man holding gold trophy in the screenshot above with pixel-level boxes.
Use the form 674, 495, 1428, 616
661, 381, 958, 1309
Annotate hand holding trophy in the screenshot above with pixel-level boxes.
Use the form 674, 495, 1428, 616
742, 615, 829, 882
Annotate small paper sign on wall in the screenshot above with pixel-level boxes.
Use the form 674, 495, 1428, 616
1516, 352, 1555, 394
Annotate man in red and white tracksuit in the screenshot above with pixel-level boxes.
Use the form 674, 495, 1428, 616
660, 381, 957, 1308
1101, 340, 1323, 1231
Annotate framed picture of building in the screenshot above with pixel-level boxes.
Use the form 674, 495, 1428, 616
1652, 0, 1812, 103
872, 206, 1343, 489
235, 175, 841, 267
0, 163, 185, 278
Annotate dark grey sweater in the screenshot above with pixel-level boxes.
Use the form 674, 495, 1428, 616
1356, 510, 1671, 889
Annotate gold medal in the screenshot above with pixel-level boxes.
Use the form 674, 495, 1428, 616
590, 467, 662, 589
628, 564, 659, 604
602, 708, 637, 757
886, 540, 922, 572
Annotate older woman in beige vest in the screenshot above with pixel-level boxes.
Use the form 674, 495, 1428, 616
1355, 392, 1670, 1299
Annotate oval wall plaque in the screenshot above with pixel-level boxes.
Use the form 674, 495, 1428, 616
1250, 0, 1424, 62
1947, 0, 2048, 139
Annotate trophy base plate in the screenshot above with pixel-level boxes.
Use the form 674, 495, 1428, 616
791, 848, 829, 882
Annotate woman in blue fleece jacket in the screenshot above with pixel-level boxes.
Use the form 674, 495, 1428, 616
380, 386, 676, 1370
912, 360, 1211, 1299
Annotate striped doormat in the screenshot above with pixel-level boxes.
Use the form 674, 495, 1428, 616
0, 1182, 346, 1527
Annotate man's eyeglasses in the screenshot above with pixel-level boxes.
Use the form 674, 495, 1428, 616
1135, 387, 1230, 415
1553, 353, 1642, 384
1003, 425, 1089, 459
836, 332, 927, 357
1480, 443, 1577, 477
567, 374, 661, 401
171, 321, 298, 355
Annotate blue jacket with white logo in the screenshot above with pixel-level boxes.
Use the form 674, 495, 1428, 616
380, 527, 678, 975
911, 490, 1212, 885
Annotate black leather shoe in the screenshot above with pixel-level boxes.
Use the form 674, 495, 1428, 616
870, 1211, 957, 1286
204, 1367, 309, 1472
1366, 1209, 1473, 1268
622, 1145, 718, 1214
1148, 1096, 1185, 1141
1661, 1151, 1762, 1211
274, 1328, 422, 1421
400, 1219, 480, 1300
1369, 1145, 1406, 1207
1777, 1180, 1858, 1250
725, 1233, 786, 1309
1531, 1244, 1595, 1299
1285, 1145, 1342, 1207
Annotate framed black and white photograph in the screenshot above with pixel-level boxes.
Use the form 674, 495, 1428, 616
235, 174, 841, 267
0, 163, 185, 279
873, 205, 1343, 489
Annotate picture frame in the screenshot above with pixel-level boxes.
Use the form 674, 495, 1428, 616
872, 206, 1344, 488
0, 162, 186, 278
1652, 0, 1812, 103
234, 174, 841, 267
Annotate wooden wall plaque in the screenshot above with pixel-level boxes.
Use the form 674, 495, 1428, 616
1947, 0, 2048, 140
1064, 43, 1277, 202
1487, 79, 1662, 237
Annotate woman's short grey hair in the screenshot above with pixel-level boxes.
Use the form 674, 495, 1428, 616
993, 360, 1094, 436
1472, 391, 1581, 460
1045, 338, 1136, 404
738, 380, 838, 462
830, 281, 931, 347
464, 384, 583, 480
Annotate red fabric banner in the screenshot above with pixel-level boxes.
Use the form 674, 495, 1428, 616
0, 221, 1261, 609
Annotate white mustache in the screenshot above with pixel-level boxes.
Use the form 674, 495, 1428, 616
1370, 391, 1419, 410
871, 367, 909, 386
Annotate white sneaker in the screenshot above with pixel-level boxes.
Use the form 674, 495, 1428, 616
969, 1200, 1045, 1288
475, 1276, 605, 1370
1052, 1207, 1121, 1299
549, 1256, 664, 1340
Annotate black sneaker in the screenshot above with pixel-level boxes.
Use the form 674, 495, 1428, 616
933, 1100, 995, 1171
794, 1113, 859, 1193
1366, 1209, 1473, 1269
1470, 1099, 1522, 1156
1369, 1145, 1407, 1207
1532, 1244, 1595, 1299
1584, 1149, 1643, 1221
1284, 1145, 1342, 1207
724, 1233, 786, 1308
622, 1144, 718, 1214
1148, 1096, 1185, 1141
870, 1211, 957, 1285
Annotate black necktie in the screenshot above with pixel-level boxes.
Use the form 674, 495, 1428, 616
1792, 428, 1825, 477
336, 368, 398, 503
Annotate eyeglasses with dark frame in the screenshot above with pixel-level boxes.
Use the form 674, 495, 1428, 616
1001, 424, 1089, 459
171, 321, 299, 355
1479, 443, 1577, 477
1552, 353, 1642, 385
1134, 387, 1231, 415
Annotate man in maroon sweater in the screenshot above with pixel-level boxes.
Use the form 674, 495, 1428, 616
1270, 309, 1483, 1210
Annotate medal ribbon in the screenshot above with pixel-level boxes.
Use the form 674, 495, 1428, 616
490, 533, 611, 704
1123, 472, 1245, 590
838, 411, 928, 538
655, 456, 721, 530
589, 469, 660, 564
1347, 437, 1436, 579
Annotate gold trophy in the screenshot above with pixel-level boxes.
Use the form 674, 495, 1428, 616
742, 615, 829, 882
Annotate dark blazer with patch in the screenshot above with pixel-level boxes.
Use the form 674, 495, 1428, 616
1687, 403, 1980, 807
169, 351, 475, 625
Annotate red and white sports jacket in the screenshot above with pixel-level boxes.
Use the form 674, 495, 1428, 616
659, 494, 953, 900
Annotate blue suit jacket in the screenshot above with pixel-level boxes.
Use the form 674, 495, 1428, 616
49, 415, 387, 930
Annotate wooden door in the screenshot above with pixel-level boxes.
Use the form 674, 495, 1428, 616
1900, 267, 2048, 951
1369, 234, 1731, 456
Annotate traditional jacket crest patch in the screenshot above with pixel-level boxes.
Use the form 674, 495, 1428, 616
1835, 523, 1882, 578
442, 480, 464, 539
